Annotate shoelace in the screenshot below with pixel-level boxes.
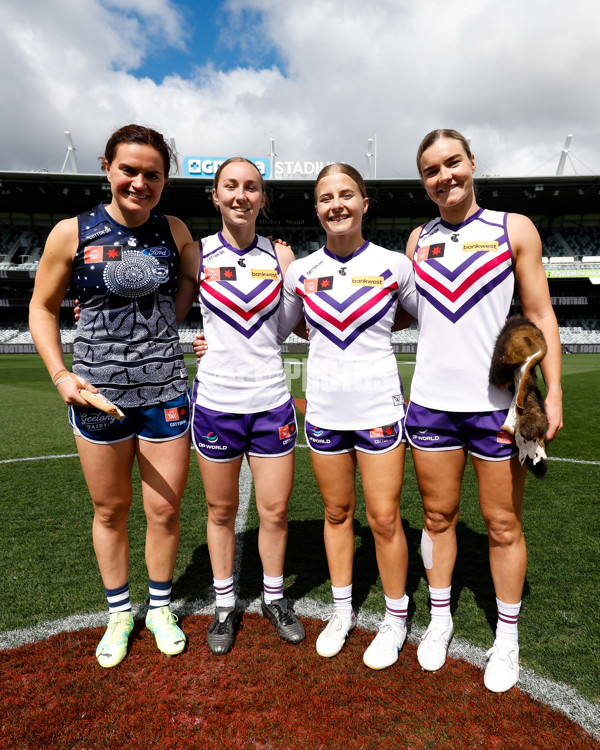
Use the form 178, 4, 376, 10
270, 602, 295, 626
322, 612, 352, 630
486, 644, 516, 666
215, 614, 233, 634
103, 619, 129, 642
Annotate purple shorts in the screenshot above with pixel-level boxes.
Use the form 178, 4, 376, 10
69, 393, 191, 445
305, 419, 404, 455
404, 401, 517, 461
191, 397, 297, 462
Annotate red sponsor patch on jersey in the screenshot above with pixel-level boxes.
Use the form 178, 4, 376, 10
305, 276, 333, 293
278, 422, 296, 440
84, 245, 123, 264
497, 431, 513, 444
370, 427, 384, 438
165, 407, 186, 422
205, 267, 237, 282
416, 243, 445, 263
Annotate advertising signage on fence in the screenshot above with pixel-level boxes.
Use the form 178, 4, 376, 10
184, 157, 271, 179
183, 157, 337, 179
545, 268, 600, 279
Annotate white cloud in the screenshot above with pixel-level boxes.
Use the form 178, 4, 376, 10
0, 0, 598, 177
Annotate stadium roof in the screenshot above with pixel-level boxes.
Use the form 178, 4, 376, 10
1, 171, 599, 227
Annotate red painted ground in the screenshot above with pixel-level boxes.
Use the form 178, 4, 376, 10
1, 614, 597, 749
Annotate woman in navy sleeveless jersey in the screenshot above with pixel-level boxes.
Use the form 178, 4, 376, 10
405, 129, 563, 692
29, 125, 193, 668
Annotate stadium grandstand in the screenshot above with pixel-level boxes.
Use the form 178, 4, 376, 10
1, 170, 599, 353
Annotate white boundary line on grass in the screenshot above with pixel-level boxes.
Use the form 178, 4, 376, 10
2, 452, 599, 465
2, 451, 599, 740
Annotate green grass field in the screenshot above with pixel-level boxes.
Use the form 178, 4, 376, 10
1, 353, 599, 701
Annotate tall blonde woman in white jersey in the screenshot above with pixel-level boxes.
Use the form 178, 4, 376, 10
405, 129, 562, 692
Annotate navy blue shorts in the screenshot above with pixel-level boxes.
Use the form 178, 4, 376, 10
405, 401, 517, 461
69, 392, 191, 445
305, 418, 404, 455
191, 397, 297, 462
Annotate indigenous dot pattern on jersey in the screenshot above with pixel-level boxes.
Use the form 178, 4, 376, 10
71, 205, 188, 408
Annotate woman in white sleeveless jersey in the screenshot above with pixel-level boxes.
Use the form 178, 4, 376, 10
279, 163, 418, 670
404, 129, 563, 692
177, 158, 305, 654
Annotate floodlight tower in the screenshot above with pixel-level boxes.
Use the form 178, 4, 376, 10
366, 134, 377, 178
556, 134, 573, 176
61, 131, 79, 174
269, 136, 277, 180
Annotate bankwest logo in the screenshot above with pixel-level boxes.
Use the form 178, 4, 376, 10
463, 241, 499, 253
352, 276, 384, 287
251, 269, 278, 280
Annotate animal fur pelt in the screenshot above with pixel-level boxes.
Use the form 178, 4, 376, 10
489, 316, 548, 478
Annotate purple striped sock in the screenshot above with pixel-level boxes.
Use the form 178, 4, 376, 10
429, 585, 452, 626
383, 594, 409, 628
495, 598, 521, 644
263, 573, 284, 604
214, 576, 236, 608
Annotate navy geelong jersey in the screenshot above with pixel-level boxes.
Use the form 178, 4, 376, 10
70, 204, 188, 408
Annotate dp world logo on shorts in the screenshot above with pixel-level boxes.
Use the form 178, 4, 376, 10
310, 426, 324, 436
202, 432, 219, 443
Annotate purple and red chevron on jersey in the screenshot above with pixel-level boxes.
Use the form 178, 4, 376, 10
413, 208, 513, 325
280, 240, 417, 430
199, 232, 282, 339
409, 208, 516, 413
194, 232, 290, 415
295, 244, 399, 351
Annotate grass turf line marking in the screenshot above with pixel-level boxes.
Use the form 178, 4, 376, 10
0, 453, 79, 464
233, 455, 252, 582
0, 452, 600, 464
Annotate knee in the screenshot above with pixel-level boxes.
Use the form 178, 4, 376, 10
208, 507, 233, 528
147, 499, 180, 529
324, 502, 353, 526
367, 510, 399, 540
262, 506, 288, 528
93, 498, 130, 528
423, 507, 454, 536
486, 515, 522, 547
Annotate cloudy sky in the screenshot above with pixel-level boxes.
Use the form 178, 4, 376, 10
1, 0, 598, 179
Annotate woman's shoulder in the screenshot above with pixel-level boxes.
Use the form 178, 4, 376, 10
47, 216, 79, 244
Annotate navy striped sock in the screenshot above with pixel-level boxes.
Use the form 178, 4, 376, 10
105, 582, 131, 613
148, 578, 172, 610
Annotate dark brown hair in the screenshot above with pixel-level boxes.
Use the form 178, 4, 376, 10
100, 124, 177, 176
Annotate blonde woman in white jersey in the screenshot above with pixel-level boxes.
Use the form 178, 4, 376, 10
177, 158, 305, 655
405, 129, 562, 692
279, 164, 418, 670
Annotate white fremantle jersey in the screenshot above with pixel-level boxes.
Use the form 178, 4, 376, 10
281, 242, 417, 430
194, 232, 290, 413
410, 208, 515, 412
